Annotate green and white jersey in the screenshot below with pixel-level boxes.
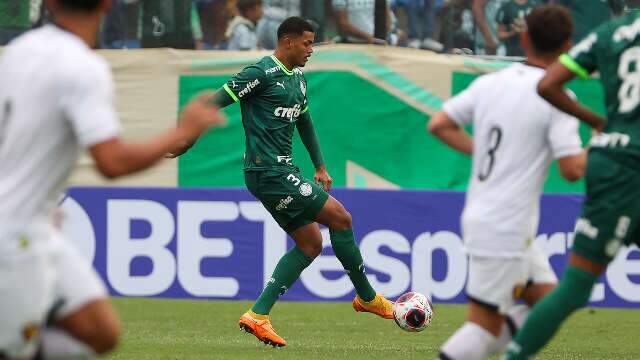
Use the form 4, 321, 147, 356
222, 55, 310, 171
561, 13, 640, 159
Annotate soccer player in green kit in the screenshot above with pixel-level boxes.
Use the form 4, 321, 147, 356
504, 10, 640, 360
169, 17, 394, 347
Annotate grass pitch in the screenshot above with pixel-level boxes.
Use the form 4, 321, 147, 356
107, 297, 639, 359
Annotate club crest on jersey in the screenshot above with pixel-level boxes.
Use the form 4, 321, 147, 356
299, 183, 313, 197
238, 79, 260, 98
300, 81, 306, 96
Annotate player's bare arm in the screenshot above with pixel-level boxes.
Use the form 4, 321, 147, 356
538, 62, 606, 131
92, 99, 225, 178
557, 151, 587, 182
428, 111, 473, 155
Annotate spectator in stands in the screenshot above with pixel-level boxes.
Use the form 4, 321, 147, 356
496, 0, 540, 56
199, 0, 237, 49
553, 0, 625, 42
395, 0, 444, 51
301, 0, 326, 44
102, 0, 141, 49
139, 0, 204, 49
256, 0, 301, 49
472, 0, 505, 55
332, 0, 392, 44
226, 0, 263, 50
0, 1, 31, 45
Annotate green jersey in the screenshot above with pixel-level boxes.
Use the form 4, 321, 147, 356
495, 0, 539, 57
561, 13, 640, 160
221, 55, 314, 171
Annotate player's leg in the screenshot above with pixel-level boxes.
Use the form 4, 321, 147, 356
239, 171, 326, 346
315, 196, 393, 318
0, 245, 55, 360
38, 235, 120, 358
504, 153, 639, 359
439, 255, 527, 360
491, 245, 558, 354
250, 222, 321, 317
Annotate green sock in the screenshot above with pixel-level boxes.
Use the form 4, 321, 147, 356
504, 266, 598, 359
251, 246, 312, 315
330, 228, 376, 302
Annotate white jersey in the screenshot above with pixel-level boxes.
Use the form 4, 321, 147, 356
443, 63, 582, 257
0, 25, 119, 252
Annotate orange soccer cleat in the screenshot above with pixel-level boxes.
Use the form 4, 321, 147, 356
238, 311, 287, 347
352, 293, 395, 319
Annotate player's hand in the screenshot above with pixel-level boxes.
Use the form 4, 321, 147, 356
314, 165, 333, 192
178, 96, 227, 141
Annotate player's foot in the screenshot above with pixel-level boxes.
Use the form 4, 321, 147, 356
238, 311, 287, 347
352, 293, 394, 319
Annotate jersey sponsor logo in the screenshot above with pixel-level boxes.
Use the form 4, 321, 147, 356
569, 33, 597, 58
589, 132, 631, 148
300, 81, 306, 96
575, 218, 599, 239
238, 79, 260, 98
277, 155, 293, 165
275, 196, 294, 211
299, 183, 313, 197
276, 81, 286, 89
614, 18, 640, 42
265, 66, 280, 74
274, 104, 302, 121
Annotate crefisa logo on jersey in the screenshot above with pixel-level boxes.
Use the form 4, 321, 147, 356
274, 104, 302, 121
238, 79, 260, 98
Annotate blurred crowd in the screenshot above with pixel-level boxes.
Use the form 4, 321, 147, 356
1, 0, 639, 56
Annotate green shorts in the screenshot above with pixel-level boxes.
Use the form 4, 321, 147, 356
572, 150, 640, 265
244, 169, 329, 233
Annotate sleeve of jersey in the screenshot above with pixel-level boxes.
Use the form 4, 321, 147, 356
560, 30, 600, 79
548, 98, 583, 159
297, 110, 325, 168
442, 85, 476, 126
220, 65, 267, 103
61, 60, 120, 149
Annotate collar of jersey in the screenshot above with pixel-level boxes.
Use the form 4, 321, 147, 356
270, 55, 294, 76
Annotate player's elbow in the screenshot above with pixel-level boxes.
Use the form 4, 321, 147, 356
95, 161, 126, 179
428, 112, 452, 136
537, 77, 555, 102
558, 153, 586, 183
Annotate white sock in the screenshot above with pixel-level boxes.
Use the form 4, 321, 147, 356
439, 322, 497, 360
490, 305, 530, 355
39, 328, 95, 360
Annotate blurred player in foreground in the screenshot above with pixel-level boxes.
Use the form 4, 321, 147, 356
505, 6, 640, 360
429, 5, 587, 359
0, 0, 225, 358
169, 16, 394, 348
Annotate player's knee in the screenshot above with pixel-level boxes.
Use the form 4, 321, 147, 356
331, 209, 352, 230
87, 319, 121, 354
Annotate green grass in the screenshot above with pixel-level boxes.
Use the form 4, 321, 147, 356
107, 298, 639, 359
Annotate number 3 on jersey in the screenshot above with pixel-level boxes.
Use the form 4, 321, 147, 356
478, 126, 502, 181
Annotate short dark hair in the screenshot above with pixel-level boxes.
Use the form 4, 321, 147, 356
237, 0, 262, 15
58, 0, 102, 12
277, 17, 314, 40
526, 5, 573, 54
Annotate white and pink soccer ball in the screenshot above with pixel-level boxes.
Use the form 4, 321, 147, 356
393, 292, 434, 332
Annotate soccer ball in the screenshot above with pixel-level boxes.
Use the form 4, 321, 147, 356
393, 292, 433, 332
